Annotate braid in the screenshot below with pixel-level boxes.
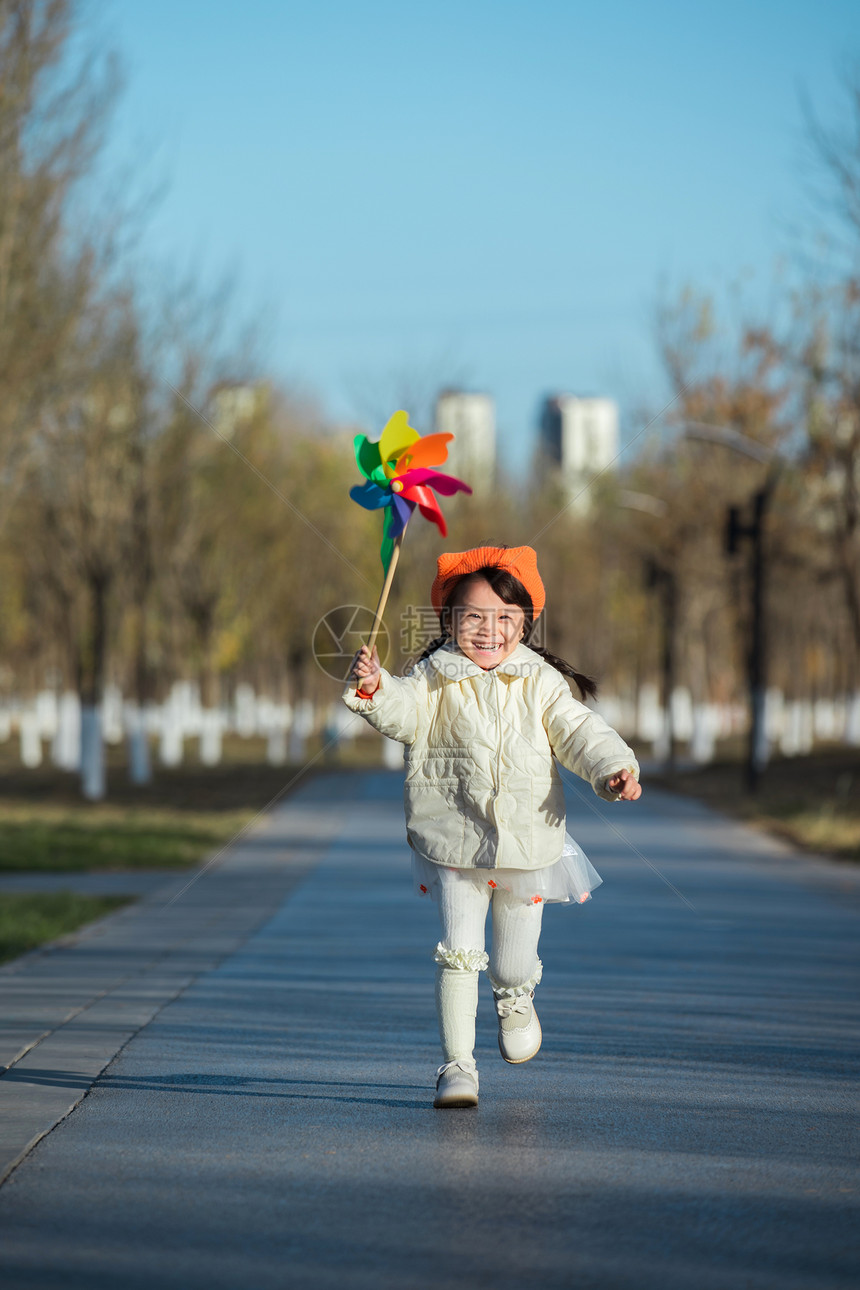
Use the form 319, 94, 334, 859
522, 640, 597, 702
412, 632, 450, 668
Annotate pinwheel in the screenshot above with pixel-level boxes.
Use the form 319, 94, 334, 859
350, 410, 472, 648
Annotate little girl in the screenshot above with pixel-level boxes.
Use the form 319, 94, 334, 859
344, 544, 641, 1109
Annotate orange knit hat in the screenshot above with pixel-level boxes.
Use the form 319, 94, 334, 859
430, 545, 546, 621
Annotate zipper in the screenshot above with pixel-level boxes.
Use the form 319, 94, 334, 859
488, 670, 502, 869
493, 670, 502, 801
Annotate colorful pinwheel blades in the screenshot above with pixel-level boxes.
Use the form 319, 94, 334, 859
350, 411, 472, 569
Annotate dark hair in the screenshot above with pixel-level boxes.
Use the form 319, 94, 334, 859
416, 565, 597, 700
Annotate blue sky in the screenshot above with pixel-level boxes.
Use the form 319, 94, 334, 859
102, 0, 858, 473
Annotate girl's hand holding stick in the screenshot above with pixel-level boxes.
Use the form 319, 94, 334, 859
351, 644, 381, 696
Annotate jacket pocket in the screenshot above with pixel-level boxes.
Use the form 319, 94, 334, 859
492, 773, 532, 865
534, 774, 565, 829
404, 779, 465, 865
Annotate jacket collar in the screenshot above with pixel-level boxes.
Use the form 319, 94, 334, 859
425, 640, 543, 682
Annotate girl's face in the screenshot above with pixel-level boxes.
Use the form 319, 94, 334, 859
450, 576, 526, 670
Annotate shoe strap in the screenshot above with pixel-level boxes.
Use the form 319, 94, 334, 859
436, 1058, 477, 1079
495, 991, 533, 1018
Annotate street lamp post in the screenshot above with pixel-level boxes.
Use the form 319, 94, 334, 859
684, 423, 781, 793
646, 557, 678, 771
617, 491, 676, 771
726, 481, 779, 790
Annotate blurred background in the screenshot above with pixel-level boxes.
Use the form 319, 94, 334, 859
0, 0, 859, 925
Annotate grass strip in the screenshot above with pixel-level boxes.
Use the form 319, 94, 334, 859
0, 805, 255, 872
0, 892, 132, 965
652, 747, 860, 861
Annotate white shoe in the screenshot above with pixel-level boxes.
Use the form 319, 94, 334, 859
496, 991, 542, 1064
433, 1059, 479, 1108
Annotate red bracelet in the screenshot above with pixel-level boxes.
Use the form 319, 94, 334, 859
355, 686, 378, 700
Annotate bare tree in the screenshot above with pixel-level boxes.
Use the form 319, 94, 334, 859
0, 0, 120, 519
788, 67, 860, 688
9, 279, 148, 797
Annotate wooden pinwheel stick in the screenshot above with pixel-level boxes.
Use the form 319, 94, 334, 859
366, 532, 403, 653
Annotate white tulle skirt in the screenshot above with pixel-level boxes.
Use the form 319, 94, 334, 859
411, 831, 603, 907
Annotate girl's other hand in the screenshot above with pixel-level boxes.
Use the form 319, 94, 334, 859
351, 643, 381, 694
606, 769, 642, 801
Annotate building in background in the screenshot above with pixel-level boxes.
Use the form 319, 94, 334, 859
434, 390, 496, 493
537, 395, 619, 510
209, 382, 269, 438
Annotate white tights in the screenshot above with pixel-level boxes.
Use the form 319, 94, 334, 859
433, 878, 544, 1064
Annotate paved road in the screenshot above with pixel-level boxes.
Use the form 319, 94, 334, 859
0, 768, 858, 1289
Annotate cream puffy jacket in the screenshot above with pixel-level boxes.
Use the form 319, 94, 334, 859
342, 641, 639, 872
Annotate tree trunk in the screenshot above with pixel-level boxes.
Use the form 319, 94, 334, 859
127, 599, 153, 785
79, 571, 109, 800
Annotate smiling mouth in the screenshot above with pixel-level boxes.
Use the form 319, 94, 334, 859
474, 643, 501, 651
